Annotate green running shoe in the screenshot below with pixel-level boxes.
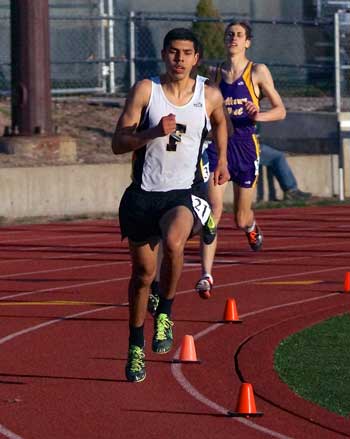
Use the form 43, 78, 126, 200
125, 345, 146, 383
202, 213, 217, 245
152, 313, 174, 354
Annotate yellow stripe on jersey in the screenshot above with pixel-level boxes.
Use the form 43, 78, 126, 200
242, 62, 259, 108
252, 133, 260, 188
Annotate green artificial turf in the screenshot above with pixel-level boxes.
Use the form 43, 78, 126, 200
274, 313, 350, 417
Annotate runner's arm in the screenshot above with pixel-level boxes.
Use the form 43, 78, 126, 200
246, 64, 286, 123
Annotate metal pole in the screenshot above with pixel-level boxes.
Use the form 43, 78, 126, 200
334, 11, 341, 114
316, 0, 322, 19
334, 12, 344, 201
108, 0, 116, 94
99, 0, 107, 93
249, 0, 256, 20
338, 128, 344, 201
10, 0, 53, 135
129, 11, 136, 87
339, 167, 345, 201
335, 12, 344, 201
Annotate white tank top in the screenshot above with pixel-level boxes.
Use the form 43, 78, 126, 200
132, 76, 210, 192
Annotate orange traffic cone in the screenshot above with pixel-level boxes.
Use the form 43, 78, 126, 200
173, 335, 201, 363
228, 382, 263, 417
344, 272, 350, 292
220, 298, 242, 323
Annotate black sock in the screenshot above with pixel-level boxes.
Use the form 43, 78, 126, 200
129, 324, 144, 348
156, 296, 174, 317
151, 280, 160, 296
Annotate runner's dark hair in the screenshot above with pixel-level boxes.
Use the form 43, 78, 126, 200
163, 28, 200, 52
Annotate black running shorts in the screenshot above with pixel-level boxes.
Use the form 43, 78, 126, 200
119, 184, 196, 242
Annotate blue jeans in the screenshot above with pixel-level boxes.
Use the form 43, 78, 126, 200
259, 143, 297, 192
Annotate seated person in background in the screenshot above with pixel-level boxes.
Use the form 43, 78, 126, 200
260, 143, 312, 201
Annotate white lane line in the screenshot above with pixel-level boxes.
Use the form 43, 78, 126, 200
1, 244, 348, 284
0, 235, 121, 267
0, 425, 24, 439
0, 219, 347, 269
0, 259, 130, 280
0, 305, 116, 439
178, 263, 350, 295
1, 250, 348, 303
0, 276, 130, 301
1, 229, 349, 288
0, 306, 116, 345
0, 286, 335, 439
0, 232, 113, 246
0, 239, 119, 253
0, 263, 346, 439
171, 291, 341, 439
0, 248, 110, 268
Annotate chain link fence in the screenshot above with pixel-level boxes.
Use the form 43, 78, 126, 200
131, 14, 335, 98
0, 1, 10, 92
1, 1, 349, 111
0, 0, 113, 95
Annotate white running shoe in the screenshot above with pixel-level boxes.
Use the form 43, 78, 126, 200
195, 274, 213, 299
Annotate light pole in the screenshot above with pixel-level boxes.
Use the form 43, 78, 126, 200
10, 0, 52, 135
0, 0, 76, 162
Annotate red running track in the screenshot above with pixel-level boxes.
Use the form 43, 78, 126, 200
0, 205, 349, 439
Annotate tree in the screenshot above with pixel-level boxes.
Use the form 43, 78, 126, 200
192, 0, 225, 73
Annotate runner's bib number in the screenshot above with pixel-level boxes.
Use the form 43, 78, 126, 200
191, 195, 211, 225
202, 161, 210, 182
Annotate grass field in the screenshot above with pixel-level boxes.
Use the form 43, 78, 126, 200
274, 313, 350, 418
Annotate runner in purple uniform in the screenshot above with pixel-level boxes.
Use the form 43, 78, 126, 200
195, 21, 286, 299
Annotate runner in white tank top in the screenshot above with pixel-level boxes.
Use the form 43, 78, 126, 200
134, 75, 210, 191
111, 28, 229, 383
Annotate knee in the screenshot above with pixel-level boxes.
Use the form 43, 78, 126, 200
163, 236, 184, 258
132, 265, 156, 288
274, 152, 285, 167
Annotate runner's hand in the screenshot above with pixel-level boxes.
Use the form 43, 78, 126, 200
213, 162, 230, 185
157, 114, 177, 136
245, 101, 259, 121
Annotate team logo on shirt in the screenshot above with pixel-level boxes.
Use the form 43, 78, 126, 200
167, 123, 187, 152
193, 102, 203, 107
238, 81, 244, 86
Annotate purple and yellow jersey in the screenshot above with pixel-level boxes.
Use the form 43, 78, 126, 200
216, 61, 259, 139
208, 61, 261, 188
